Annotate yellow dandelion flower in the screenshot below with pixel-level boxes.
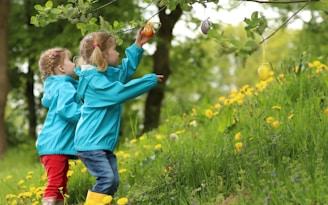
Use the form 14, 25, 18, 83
240, 84, 250, 93
29, 187, 36, 192
266, 117, 274, 123
154, 144, 162, 150
313, 60, 321, 67
28, 171, 34, 175
123, 153, 131, 159
103, 195, 113, 204
6, 194, 16, 199
117, 197, 129, 205
139, 135, 146, 140
156, 134, 166, 140
6, 175, 12, 180
17, 180, 24, 185
229, 89, 238, 96
191, 108, 197, 116
130, 139, 137, 144
235, 142, 243, 153
214, 103, 222, 109
325, 108, 328, 116
205, 109, 213, 119
237, 99, 243, 105
10, 199, 18, 205
288, 114, 295, 119
224, 99, 232, 105
69, 161, 76, 167
272, 106, 281, 110
116, 151, 124, 158
67, 170, 74, 177
272, 121, 279, 128
119, 168, 127, 174
134, 151, 140, 157
234, 132, 241, 140
143, 145, 151, 150
26, 175, 32, 180
81, 167, 87, 173
175, 129, 185, 134
218, 96, 226, 102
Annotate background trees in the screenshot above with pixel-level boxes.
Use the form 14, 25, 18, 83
0, 0, 10, 158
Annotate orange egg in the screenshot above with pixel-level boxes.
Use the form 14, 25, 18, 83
143, 24, 154, 37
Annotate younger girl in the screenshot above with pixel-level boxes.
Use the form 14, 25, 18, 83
37, 47, 81, 205
74, 29, 163, 204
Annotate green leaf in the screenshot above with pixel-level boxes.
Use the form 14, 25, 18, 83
45, 1, 53, 8
251, 11, 259, 20
51, 8, 63, 15
30, 16, 39, 27
34, 4, 43, 11
113, 20, 119, 28
116, 38, 123, 46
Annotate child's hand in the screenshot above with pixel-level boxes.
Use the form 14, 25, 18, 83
135, 28, 154, 48
157, 75, 164, 82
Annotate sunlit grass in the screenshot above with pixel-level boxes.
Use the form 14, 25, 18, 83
1, 59, 328, 204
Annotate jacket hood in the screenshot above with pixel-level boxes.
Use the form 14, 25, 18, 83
74, 67, 98, 102
42, 75, 78, 108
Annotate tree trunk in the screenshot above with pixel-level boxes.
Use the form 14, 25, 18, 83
0, 0, 10, 158
26, 63, 37, 139
143, 5, 183, 132
25, 1, 37, 140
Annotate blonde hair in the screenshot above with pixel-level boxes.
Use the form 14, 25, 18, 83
38, 47, 71, 80
77, 32, 116, 72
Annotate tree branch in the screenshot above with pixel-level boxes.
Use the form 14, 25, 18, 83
243, 0, 319, 3
259, 1, 312, 44
91, 0, 117, 12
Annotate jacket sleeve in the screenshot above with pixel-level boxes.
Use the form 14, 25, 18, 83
86, 73, 158, 108
56, 82, 81, 122
115, 44, 144, 83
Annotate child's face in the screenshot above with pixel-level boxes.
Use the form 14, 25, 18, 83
61, 54, 76, 77
104, 44, 119, 67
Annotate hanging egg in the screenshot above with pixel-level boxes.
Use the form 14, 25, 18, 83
200, 18, 211, 35
258, 63, 271, 81
143, 24, 155, 37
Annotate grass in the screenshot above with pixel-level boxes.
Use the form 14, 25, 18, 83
1, 59, 328, 205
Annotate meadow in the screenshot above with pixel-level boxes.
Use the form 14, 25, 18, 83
1, 59, 328, 205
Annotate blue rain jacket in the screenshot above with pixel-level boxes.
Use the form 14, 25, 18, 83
74, 44, 158, 152
36, 75, 81, 156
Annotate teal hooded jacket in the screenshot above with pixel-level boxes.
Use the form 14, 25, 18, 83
74, 43, 158, 152
36, 75, 81, 156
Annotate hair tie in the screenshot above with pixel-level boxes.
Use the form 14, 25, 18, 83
93, 43, 99, 48
51, 51, 58, 57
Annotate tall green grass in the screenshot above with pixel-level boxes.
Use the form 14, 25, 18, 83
1, 59, 328, 205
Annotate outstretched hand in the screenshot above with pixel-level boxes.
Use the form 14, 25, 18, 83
157, 75, 164, 83
135, 28, 154, 48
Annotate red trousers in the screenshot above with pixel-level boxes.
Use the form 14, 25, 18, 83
40, 155, 70, 200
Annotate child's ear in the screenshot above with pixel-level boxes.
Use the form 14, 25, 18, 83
57, 65, 65, 73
